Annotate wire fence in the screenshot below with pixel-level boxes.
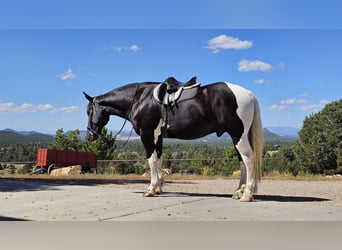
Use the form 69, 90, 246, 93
1, 157, 288, 176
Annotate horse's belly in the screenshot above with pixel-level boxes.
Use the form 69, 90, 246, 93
166, 119, 215, 140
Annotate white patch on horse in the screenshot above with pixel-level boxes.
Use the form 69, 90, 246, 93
226, 83, 254, 124
154, 119, 163, 144
225, 82, 256, 201
146, 150, 163, 196
145, 121, 165, 196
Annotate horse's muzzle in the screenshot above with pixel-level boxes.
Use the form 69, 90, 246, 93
86, 130, 99, 142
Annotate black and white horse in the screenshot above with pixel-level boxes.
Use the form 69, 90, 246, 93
84, 77, 263, 201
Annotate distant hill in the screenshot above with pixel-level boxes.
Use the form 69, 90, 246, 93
266, 126, 299, 138
0, 129, 54, 143
0, 127, 297, 144
263, 128, 287, 141
111, 128, 292, 143
79, 128, 295, 143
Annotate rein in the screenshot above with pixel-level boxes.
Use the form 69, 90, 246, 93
112, 83, 140, 149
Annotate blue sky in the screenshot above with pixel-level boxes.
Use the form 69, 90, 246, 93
0, 1, 341, 133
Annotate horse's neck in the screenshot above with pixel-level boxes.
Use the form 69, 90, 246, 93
99, 82, 158, 118
100, 84, 141, 118
96, 92, 130, 118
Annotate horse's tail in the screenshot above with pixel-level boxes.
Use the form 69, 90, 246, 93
250, 96, 264, 183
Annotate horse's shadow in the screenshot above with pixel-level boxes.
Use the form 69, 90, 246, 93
134, 191, 330, 203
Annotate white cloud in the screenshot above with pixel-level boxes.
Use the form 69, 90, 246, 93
238, 59, 272, 72
37, 104, 55, 112
254, 79, 265, 84
0, 102, 14, 113
280, 98, 306, 105
269, 105, 288, 111
296, 99, 306, 104
299, 99, 331, 111
270, 96, 307, 111
0, 101, 78, 114
57, 68, 76, 80
14, 103, 35, 113
59, 106, 78, 113
281, 98, 296, 105
109, 44, 140, 53
129, 44, 140, 52
205, 34, 253, 53
270, 96, 330, 113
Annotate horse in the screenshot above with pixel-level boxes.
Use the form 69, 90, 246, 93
83, 76, 264, 202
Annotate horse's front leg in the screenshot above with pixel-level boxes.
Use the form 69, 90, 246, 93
145, 150, 164, 197
143, 121, 164, 197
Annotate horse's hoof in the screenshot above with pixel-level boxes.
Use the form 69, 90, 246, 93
232, 188, 244, 200
240, 194, 253, 202
232, 191, 243, 200
143, 191, 155, 197
232, 193, 240, 200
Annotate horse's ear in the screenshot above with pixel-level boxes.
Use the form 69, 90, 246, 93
83, 92, 94, 103
188, 76, 197, 84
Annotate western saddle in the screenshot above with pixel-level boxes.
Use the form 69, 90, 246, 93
153, 76, 200, 107
153, 76, 200, 136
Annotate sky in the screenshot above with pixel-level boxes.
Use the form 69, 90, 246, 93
0, 1, 341, 134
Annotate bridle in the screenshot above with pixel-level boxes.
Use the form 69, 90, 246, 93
87, 98, 102, 139
87, 84, 140, 143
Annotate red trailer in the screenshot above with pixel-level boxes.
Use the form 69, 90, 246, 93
32, 148, 97, 174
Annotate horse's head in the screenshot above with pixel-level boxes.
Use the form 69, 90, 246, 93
83, 92, 110, 142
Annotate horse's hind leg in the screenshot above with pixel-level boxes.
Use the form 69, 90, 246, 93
235, 134, 256, 202
231, 142, 247, 199
232, 161, 247, 200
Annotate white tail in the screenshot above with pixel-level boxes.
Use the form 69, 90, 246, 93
250, 96, 264, 182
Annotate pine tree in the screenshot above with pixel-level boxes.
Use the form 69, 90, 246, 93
296, 99, 342, 174
49, 128, 82, 151
81, 127, 116, 160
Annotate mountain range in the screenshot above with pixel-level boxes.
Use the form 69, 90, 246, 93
0, 127, 299, 144
0, 128, 54, 143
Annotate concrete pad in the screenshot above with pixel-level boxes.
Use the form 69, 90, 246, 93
1, 178, 342, 221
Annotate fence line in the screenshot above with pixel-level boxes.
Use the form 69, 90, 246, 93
0, 157, 284, 165
1, 157, 286, 176
99, 157, 284, 163
0, 161, 35, 165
